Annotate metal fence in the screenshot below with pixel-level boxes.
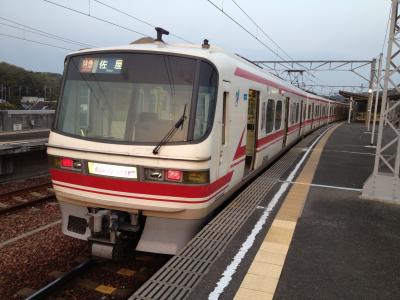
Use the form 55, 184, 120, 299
0, 110, 55, 132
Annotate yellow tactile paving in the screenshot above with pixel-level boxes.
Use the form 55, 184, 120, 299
235, 288, 274, 300
234, 124, 341, 300
260, 242, 289, 254
241, 274, 280, 293
254, 249, 286, 265
248, 261, 283, 278
94, 284, 117, 295
117, 268, 136, 276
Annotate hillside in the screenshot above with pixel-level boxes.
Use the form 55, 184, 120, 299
0, 62, 62, 108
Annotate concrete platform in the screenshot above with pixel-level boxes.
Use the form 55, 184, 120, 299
0, 129, 49, 155
0, 129, 50, 182
186, 123, 400, 299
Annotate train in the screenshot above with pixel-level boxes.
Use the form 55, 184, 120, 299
47, 30, 347, 257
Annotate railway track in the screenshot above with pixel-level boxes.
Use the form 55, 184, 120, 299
0, 181, 55, 215
0, 181, 51, 198
26, 253, 171, 300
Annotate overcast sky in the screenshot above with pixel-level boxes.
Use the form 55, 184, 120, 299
0, 0, 392, 94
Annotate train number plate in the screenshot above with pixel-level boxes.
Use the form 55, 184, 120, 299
88, 162, 137, 179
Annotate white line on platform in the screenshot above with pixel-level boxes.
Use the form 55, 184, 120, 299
271, 179, 362, 192
365, 145, 377, 148
0, 220, 61, 249
208, 125, 335, 300
323, 149, 375, 156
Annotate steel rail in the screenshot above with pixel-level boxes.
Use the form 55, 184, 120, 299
26, 259, 97, 300
0, 181, 51, 197
0, 194, 55, 215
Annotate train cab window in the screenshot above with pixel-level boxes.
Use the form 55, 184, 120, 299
266, 99, 275, 133
275, 101, 282, 130
193, 61, 218, 140
56, 53, 217, 144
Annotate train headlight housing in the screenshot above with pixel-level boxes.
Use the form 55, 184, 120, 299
144, 168, 164, 181
183, 170, 209, 184
166, 170, 183, 182
144, 168, 209, 184
51, 156, 83, 172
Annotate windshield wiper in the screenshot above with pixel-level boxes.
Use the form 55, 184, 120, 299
153, 104, 187, 155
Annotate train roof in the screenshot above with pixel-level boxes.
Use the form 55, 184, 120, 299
71, 41, 343, 105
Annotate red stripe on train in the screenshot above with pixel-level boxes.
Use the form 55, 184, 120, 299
53, 182, 229, 204
234, 67, 330, 103
233, 126, 246, 160
50, 169, 233, 199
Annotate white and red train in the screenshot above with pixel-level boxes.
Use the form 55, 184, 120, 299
47, 36, 346, 257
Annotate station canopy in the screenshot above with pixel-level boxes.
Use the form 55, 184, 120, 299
339, 88, 400, 101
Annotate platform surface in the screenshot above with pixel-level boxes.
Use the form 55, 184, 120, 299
274, 123, 400, 299
188, 122, 400, 299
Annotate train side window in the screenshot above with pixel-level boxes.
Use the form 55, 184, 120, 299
222, 92, 228, 145
308, 104, 311, 120
261, 102, 266, 130
275, 101, 282, 130
292, 103, 296, 124
295, 103, 300, 123
266, 99, 275, 133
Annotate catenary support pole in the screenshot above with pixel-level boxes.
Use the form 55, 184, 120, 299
347, 96, 353, 124
371, 53, 383, 145
362, 0, 400, 203
366, 58, 377, 131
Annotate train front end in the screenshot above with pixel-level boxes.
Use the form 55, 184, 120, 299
47, 47, 222, 256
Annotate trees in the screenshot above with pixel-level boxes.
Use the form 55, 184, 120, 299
0, 62, 61, 108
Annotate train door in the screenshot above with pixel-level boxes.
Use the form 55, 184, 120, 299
299, 100, 303, 136
218, 90, 230, 177
282, 97, 290, 147
245, 89, 259, 173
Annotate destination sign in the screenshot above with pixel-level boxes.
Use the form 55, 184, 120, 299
79, 58, 123, 74
88, 162, 137, 179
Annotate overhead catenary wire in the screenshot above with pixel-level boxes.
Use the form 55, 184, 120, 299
0, 18, 94, 48
92, 0, 194, 44
230, 0, 293, 61
229, 0, 327, 86
206, 0, 327, 89
0, 32, 75, 51
43, 0, 149, 38
205, 0, 288, 61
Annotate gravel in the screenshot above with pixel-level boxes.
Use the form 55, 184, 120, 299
0, 202, 61, 243
0, 175, 50, 195
0, 224, 89, 299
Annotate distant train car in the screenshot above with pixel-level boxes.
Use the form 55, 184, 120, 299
47, 33, 346, 257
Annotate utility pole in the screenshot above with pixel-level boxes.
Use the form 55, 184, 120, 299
362, 0, 400, 203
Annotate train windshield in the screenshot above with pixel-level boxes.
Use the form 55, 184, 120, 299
56, 53, 218, 143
